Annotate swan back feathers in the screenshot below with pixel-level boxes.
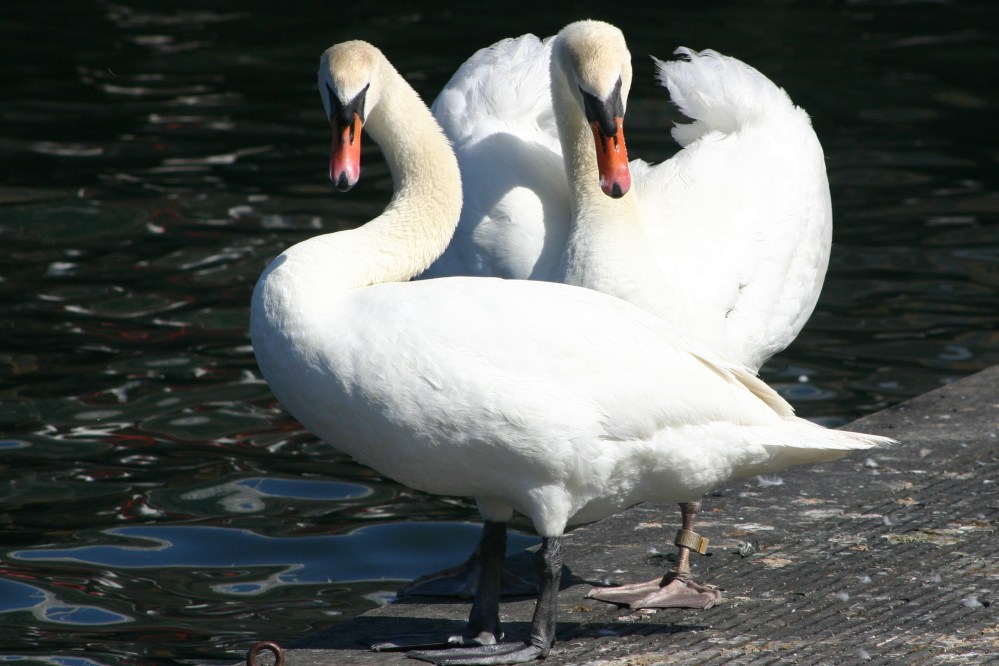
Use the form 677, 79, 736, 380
432, 35, 556, 145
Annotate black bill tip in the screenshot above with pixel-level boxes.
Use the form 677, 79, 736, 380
334, 172, 352, 192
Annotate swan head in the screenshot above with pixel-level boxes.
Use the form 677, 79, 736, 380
318, 41, 384, 192
553, 21, 633, 199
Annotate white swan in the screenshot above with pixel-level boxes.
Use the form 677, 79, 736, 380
251, 34, 891, 664
423, 21, 833, 609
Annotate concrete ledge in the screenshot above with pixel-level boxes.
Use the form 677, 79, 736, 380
239, 365, 998, 664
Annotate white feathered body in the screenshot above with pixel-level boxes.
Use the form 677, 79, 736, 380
254, 246, 883, 538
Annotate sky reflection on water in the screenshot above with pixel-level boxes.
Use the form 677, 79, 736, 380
12, 522, 538, 587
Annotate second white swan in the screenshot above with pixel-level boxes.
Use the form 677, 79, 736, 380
424, 20, 834, 609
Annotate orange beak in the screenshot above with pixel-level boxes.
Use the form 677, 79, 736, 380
590, 118, 631, 198
330, 112, 362, 191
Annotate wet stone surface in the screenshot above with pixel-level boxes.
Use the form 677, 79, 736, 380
226, 365, 998, 665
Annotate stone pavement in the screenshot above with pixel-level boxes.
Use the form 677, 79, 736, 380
235, 365, 998, 665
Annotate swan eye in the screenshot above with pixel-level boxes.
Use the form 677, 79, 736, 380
579, 78, 624, 137
327, 82, 370, 128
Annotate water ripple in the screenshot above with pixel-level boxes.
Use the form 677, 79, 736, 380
12, 523, 537, 584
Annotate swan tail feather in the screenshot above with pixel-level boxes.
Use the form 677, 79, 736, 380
652, 47, 798, 146
687, 349, 894, 467
753, 419, 895, 472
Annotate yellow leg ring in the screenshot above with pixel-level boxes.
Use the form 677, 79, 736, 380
674, 528, 709, 555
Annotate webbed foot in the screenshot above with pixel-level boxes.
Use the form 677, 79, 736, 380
586, 574, 721, 609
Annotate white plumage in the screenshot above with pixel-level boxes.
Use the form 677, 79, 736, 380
251, 28, 890, 662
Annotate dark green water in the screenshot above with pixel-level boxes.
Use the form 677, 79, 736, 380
0, 1, 996, 664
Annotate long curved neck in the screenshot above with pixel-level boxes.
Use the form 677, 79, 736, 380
549, 45, 678, 322
358, 62, 463, 285
251, 53, 461, 361
278, 56, 462, 293
550, 53, 633, 232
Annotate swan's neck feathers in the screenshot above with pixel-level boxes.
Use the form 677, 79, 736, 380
251, 51, 462, 363
549, 41, 703, 331
549, 54, 616, 214
282, 55, 461, 293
